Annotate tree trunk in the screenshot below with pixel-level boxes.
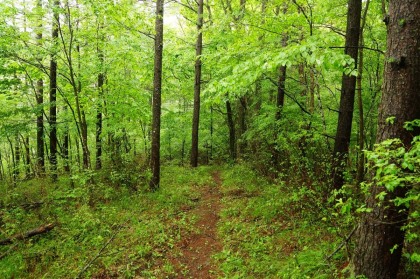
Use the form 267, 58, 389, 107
356, 0, 370, 185
96, 18, 105, 170
149, 0, 164, 190
49, 0, 60, 181
190, 0, 204, 167
226, 100, 236, 160
96, 73, 104, 170
332, 0, 362, 189
35, 0, 45, 176
353, 1, 420, 277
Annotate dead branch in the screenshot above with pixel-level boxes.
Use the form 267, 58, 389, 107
326, 225, 358, 261
0, 223, 55, 246
76, 223, 127, 279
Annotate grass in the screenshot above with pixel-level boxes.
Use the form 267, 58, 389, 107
215, 164, 346, 279
1, 164, 349, 278
0, 165, 215, 278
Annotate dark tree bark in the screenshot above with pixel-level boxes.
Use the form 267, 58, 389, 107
96, 72, 104, 170
49, 0, 60, 181
35, 0, 45, 176
353, 1, 420, 277
149, 0, 164, 190
190, 0, 204, 167
36, 79, 44, 175
226, 100, 236, 160
332, 0, 362, 189
96, 18, 104, 170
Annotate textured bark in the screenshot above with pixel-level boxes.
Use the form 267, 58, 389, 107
332, 0, 362, 189
36, 79, 45, 176
149, 0, 164, 190
190, 0, 204, 167
353, 1, 420, 278
35, 0, 45, 176
49, 0, 60, 181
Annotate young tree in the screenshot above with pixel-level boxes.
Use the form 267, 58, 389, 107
149, 0, 164, 190
332, 0, 362, 189
190, 0, 204, 168
353, 0, 420, 277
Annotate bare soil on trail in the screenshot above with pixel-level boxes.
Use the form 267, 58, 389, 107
169, 171, 223, 279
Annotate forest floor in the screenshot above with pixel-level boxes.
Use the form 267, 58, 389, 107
169, 171, 223, 278
0, 164, 349, 278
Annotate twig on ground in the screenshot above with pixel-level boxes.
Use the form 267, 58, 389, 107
326, 225, 358, 261
76, 222, 128, 278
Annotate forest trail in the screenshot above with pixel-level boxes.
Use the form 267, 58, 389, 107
170, 171, 223, 278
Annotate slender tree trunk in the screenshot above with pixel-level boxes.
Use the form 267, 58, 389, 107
49, 0, 60, 181
96, 73, 104, 170
332, 0, 362, 189
36, 79, 45, 176
35, 0, 45, 176
190, 0, 204, 168
226, 100, 236, 160
353, 1, 420, 277
356, 0, 370, 185
149, 0, 164, 190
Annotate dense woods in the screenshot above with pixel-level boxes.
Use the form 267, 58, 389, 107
0, 0, 419, 278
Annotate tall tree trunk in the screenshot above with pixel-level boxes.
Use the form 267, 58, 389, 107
36, 79, 45, 176
353, 0, 420, 277
190, 0, 204, 168
226, 100, 236, 160
96, 72, 104, 170
356, 0, 370, 185
96, 18, 104, 170
35, 0, 45, 176
149, 0, 164, 190
49, 0, 60, 181
332, 0, 362, 189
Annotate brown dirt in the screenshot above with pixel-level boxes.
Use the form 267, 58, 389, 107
169, 171, 223, 279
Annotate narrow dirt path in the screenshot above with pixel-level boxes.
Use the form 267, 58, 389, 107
170, 171, 223, 278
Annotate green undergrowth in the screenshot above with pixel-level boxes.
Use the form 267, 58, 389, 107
216, 164, 348, 278
0, 165, 215, 278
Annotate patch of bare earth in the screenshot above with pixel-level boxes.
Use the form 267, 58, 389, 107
169, 171, 223, 279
